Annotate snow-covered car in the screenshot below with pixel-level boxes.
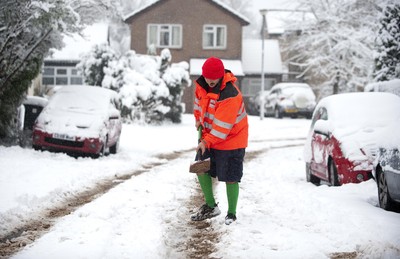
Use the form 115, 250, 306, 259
373, 148, 400, 211
304, 92, 400, 186
32, 85, 122, 157
265, 82, 316, 119
249, 90, 270, 116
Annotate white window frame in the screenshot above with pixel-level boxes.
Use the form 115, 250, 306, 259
203, 24, 227, 49
42, 66, 83, 86
147, 24, 182, 49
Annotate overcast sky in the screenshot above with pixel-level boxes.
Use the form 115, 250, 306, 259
250, 0, 300, 33
252, 0, 297, 10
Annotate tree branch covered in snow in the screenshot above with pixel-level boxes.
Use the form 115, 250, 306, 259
374, 3, 400, 81
283, 0, 388, 97
0, 0, 80, 141
0, 0, 80, 92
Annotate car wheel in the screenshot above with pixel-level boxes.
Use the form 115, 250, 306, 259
33, 145, 41, 151
274, 107, 282, 119
329, 159, 340, 186
109, 138, 119, 154
97, 137, 108, 158
100, 144, 106, 157
306, 163, 320, 185
377, 169, 395, 210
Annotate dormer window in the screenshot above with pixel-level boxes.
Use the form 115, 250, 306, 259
203, 24, 227, 49
147, 24, 182, 49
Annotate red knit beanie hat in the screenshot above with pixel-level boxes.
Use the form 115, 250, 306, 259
202, 57, 225, 80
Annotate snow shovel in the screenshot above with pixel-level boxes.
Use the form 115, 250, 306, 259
189, 126, 210, 174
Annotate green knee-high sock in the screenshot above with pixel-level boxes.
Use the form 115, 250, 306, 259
226, 183, 239, 215
197, 174, 216, 207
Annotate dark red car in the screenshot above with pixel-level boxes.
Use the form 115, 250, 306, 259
304, 92, 400, 186
32, 85, 122, 157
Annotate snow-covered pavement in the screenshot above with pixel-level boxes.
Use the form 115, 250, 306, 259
1, 114, 399, 258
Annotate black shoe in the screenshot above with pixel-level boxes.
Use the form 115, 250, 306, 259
191, 203, 221, 221
225, 213, 237, 225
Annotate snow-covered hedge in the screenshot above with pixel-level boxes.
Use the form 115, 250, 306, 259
364, 79, 400, 97
78, 45, 190, 124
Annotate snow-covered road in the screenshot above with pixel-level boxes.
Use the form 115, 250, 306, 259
1, 115, 400, 258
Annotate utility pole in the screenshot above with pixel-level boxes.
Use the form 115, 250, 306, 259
259, 9, 267, 120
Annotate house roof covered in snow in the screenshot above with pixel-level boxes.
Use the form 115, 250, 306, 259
241, 39, 284, 75
123, 0, 250, 25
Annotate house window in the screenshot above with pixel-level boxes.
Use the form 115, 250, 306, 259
203, 25, 226, 49
42, 77, 54, 85
56, 77, 68, 85
147, 24, 182, 48
70, 69, 83, 84
43, 68, 54, 75
56, 68, 67, 75
71, 77, 83, 84
42, 66, 83, 86
71, 69, 79, 76
55, 68, 68, 85
241, 78, 276, 97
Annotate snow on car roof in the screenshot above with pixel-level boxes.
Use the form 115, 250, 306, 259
48, 85, 117, 112
271, 82, 316, 100
318, 92, 400, 123
272, 82, 311, 89
317, 92, 400, 151
37, 85, 119, 138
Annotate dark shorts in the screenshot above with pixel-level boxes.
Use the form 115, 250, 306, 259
196, 148, 245, 182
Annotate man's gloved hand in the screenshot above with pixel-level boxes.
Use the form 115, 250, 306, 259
196, 140, 206, 155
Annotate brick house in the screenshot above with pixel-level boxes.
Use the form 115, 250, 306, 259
36, 0, 288, 115
123, 0, 253, 113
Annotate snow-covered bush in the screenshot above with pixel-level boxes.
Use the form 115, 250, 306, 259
78, 44, 117, 87
162, 61, 191, 123
79, 46, 190, 124
159, 49, 191, 123
364, 78, 400, 97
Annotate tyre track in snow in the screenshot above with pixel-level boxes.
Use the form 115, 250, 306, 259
164, 138, 306, 259
0, 149, 190, 258
0, 138, 305, 258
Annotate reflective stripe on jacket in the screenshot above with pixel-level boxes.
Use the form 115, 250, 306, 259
193, 70, 248, 150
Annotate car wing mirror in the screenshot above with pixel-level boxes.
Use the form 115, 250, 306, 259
109, 109, 120, 120
314, 120, 331, 137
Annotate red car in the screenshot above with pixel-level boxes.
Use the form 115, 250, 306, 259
32, 85, 122, 157
304, 92, 400, 186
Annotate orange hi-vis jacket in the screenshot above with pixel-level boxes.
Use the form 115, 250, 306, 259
193, 70, 248, 150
